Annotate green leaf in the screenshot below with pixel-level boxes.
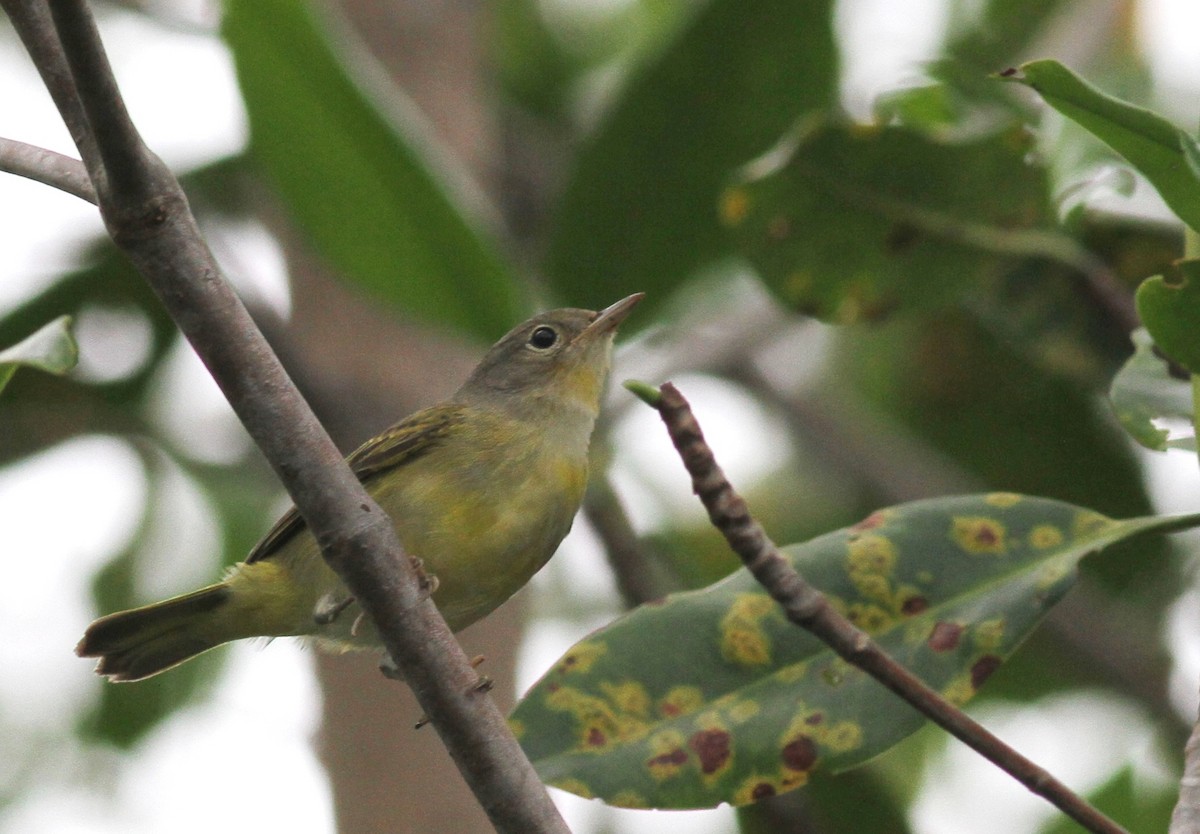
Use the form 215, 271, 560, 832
1135, 258, 1200, 374
222, 0, 525, 340
544, 0, 837, 316
0, 316, 78, 395
723, 122, 1059, 322
1110, 328, 1195, 451
511, 494, 1199, 809
1004, 60, 1200, 234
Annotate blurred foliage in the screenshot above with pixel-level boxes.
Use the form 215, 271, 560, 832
3, 0, 1200, 831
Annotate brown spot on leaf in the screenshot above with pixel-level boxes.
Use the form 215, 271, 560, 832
586, 727, 607, 747
751, 783, 776, 801
689, 729, 732, 775
928, 621, 963, 652
781, 735, 818, 772
852, 511, 887, 531
902, 596, 929, 615
660, 702, 680, 717
647, 748, 688, 768
805, 712, 824, 725
971, 655, 1003, 689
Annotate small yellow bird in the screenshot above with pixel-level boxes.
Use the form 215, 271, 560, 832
77, 293, 643, 681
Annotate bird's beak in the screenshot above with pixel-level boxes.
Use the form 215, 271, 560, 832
586, 293, 644, 336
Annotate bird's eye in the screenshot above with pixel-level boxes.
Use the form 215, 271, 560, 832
528, 325, 558, 350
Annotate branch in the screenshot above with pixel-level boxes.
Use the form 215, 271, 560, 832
583, 474, 672, 607
0, 137, 96, 203
1, 0, 101, 178
1, 2, 569, 831
629, 379, 1129, 834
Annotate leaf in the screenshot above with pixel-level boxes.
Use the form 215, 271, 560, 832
1004, 60, 1200, 234
0, 316, 78, 395
543, 0, 837, 316
222, 0, 525, 340
1135, 258, 1200, 375
723, 122, 1059, 322
1110, 328, 1195, 451
511, 494, 1200, 809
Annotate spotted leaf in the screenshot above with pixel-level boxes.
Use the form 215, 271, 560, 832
721, 121, 1057, 323
511, 494, 1200, 809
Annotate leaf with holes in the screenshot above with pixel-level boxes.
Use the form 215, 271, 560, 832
0, 316, 77, 396
722, 121, 1059, 323
510, 494, 1200, 810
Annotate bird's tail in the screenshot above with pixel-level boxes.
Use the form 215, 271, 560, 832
76, 583, 239, 682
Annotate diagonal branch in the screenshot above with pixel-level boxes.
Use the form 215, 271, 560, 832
1, 1, 569, 831
630, 379, 1128, 834
0, 137, 96, 203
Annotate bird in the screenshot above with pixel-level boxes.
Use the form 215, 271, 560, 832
77, 293, 643, 681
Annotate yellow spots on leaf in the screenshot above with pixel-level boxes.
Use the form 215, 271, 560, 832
780, 710, 862, 757
600, 680, 651, 718
985, 492, 1023, 508
555, 640, 607, 675
545, 685, 650, 753
733, 773, 788, 805
727, 699, 761, 724
611, 791, 649, 809
1029, 524, 1064, 549
720, 187, 751, 227
974, 618, 1005, 652
722, 627, 771, 667
951, 516, 1007, 555
730, 593, 777, 619
645, 730, 689, 781
847, 533, 897, 575
657, 686, 705, 719
550, 778, 593, 800
823, 721, 863, 753
774, 662, 808, 685
1072, 510, 1113, 538
845, 602, 894, 633
1036, 557, 1074, 591
941, 673, 975, 706
720, 593, 775, 668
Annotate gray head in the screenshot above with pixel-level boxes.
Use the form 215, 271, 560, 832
456, 294, 643, 418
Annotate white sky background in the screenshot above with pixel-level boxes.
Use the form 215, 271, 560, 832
1, 1, 1200, 833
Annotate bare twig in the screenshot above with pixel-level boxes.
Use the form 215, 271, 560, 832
1, 2, 568, 831
630, 379, 1128, 834
1, 0, 101, 177
0, 137, 96, 203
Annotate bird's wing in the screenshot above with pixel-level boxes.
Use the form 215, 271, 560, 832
246, 404, 469, 563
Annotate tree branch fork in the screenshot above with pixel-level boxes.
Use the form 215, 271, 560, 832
0, 2, 568, 832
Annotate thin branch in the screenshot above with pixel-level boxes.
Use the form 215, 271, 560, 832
631, 380, 1129, 834
1, 0, 101, 178
0, 137, 96, 203
583, 474, 672, 607
1, 2, 569, 831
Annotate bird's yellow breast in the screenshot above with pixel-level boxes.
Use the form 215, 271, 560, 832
364, 407, 589, 631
